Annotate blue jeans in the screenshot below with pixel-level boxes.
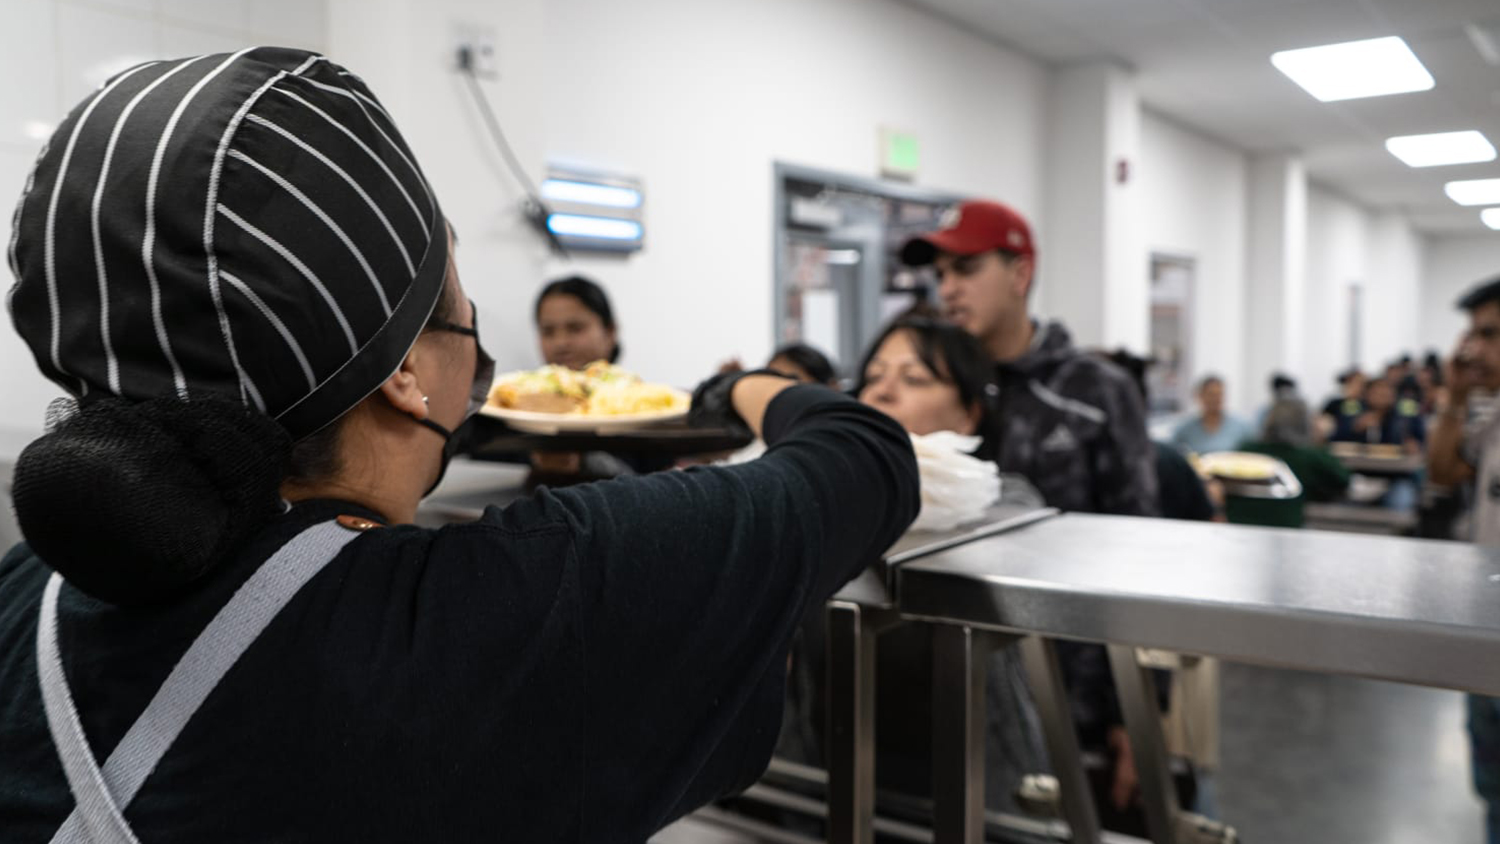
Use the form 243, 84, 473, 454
1382, 476, 1419, 511
1193, 771, 1219, 820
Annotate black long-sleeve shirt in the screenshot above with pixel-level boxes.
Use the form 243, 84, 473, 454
0, 385, 918, 843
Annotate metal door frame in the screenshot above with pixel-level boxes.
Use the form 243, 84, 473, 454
773, 163, 962, 376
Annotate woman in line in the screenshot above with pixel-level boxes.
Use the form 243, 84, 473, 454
0, 48, 918, 843
780, 312, 1049, 823
535, 274, 620, 370
767, 342, 839, 388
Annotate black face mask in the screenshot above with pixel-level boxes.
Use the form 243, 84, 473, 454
417, 299, 495, 497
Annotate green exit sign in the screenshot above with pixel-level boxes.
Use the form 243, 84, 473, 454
881, 128, 919, 180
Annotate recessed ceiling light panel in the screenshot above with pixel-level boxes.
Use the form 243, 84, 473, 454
1447, 179, 1500, 206
1271, 36, 1434, 102
1386, 131, 1496, 168
1484, 208, 1500, 231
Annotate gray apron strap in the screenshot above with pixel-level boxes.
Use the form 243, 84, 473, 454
39, 520, 360, 843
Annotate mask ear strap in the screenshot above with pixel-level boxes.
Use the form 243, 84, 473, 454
414, 397, 454, 440
415, 416, 453, 440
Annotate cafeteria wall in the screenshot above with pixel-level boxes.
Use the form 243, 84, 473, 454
333, 0, 1434, 414
0, 0, 1476, 436
535, 0, 1050, 386
327, 0, 550, 376
1302, 187, 1423, 402
0, 0, 329, 435
1135, 119, 1427, 417
1421, 235, 1500, 357
1137, 112, 1249, 414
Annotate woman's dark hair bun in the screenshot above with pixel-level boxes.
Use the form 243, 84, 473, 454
12, 395, 293, 607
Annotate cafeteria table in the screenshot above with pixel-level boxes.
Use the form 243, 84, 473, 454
1332, 451, 1426, 476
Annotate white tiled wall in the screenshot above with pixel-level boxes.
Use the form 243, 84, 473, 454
0, 0, 328, 434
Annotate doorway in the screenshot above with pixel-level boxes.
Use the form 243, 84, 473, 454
1149, 253, 1196, 416
773, 164, 961, 381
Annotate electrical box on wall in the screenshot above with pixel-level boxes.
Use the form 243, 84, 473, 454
452, 23, 499, 79
540, 167, 645, 253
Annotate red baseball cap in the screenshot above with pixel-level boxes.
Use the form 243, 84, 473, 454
900, 200, 1036, 266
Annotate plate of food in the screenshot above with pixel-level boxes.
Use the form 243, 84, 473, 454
1194, 451, 1281, 483
480, 361, 691, 434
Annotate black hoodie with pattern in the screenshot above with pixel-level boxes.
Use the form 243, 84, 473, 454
981, 320, 1160, 520
980, 320, 1162, 748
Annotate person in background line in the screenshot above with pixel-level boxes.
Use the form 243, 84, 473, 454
1423, 349, 1445, 398
534, 275, 620, 370
1336, 377, 1426, 453
1103, 351, 1216, 522
1170, 375, 1254, 456
1271, 373, 1299, 400
1425, 275, 1500, 844
901, 200, 1158, 825
778, 313, 1051, 821
1392, 354, 1415, 384
1241, 399, 1352, 506
856, 316, 989, 439
1260, 372, 1297, 423
529, 276, 641, 477
766, 343, 839, 388
1417, 357, 1445, 417
1338, 375, 1425, 511
1322, 369, 1368, 442
902, 200, 1158, 517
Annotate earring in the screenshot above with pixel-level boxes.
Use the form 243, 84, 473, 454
422, 396, 430, 407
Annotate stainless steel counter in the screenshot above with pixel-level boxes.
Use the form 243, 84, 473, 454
829, 504, 1060, 611
896, 512, 1500, 696
816, 512, 1500, 844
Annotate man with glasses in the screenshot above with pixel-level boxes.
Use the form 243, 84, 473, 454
1429, 275, 1500, 844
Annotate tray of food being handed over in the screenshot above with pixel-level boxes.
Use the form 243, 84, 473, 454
480, 361, 691, 435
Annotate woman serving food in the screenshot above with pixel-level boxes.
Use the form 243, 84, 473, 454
0, 48, 918, 842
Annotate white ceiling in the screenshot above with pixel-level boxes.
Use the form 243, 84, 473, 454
904, 0, 1500, 235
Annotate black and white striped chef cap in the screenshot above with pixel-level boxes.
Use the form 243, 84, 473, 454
6, 47, 447, 439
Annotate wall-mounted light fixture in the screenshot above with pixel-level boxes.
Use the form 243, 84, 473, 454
540, 167, 644, 253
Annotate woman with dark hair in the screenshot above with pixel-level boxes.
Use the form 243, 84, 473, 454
801, 313, 1049, 817
853, 313, 998, 450
534, 275, 620, 369
767, 343, 838, 387
0, 49, 919, 842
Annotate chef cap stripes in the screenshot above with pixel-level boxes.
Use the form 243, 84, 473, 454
7, 47, 448, 439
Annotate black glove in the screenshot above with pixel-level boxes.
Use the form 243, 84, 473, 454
688, 368, 795, 436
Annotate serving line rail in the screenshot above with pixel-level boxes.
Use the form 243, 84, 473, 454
825, 512, 1500, 844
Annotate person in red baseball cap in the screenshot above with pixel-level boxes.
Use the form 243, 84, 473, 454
901, 200, 1038, 361
903, 201, 1164, 829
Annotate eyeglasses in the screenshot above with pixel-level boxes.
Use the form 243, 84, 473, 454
429, 299, 496, 417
